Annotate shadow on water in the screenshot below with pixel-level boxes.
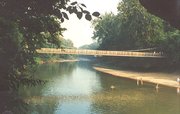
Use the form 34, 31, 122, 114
35, 62, 77, 80
96, 57, 180, 73
0, 62, 78, 114
0, 91, 29, 114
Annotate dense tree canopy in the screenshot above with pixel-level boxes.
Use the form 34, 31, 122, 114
92, 0, 180, 62
93, 0, 164, 50
118, 0, 164, 48
0, 0, 100, 89
92, 13, 120, 50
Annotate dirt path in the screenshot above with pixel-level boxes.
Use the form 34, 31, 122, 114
93, 67, 180, 88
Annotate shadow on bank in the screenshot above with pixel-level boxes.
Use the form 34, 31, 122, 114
95, 56, 180, 72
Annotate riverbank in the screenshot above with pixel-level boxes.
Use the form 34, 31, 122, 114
93, 66, 180, 89
37, 59, 79, 64
46, 59, 79, 63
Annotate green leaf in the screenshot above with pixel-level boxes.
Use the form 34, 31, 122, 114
85, 14, 92, 21
92, 12, 100, 17
67, 6, 71, 11
81, 3, 86, 8
83, 10, 90, 14
67, 6, 73, 14
57, 12, 62, 19
62, 12, 69, 20
73, 7, 78, 14
79, 7, 83, 12
71, 1, 77, 5
61, 18, 64, 23
76, 12, 83, 19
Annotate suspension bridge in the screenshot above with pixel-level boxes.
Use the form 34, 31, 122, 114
36, 48, 164, 58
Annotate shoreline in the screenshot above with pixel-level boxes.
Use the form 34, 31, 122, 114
38, 59, 79, 64
93, 66, 180, 89
51, 59, 79, 63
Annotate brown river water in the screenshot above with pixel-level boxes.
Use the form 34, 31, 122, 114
1, 61, 180, 114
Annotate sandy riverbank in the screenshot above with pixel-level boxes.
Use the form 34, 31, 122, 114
93, 66, 180, 88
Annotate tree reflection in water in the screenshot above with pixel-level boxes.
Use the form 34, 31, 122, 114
0, 62, 77, 114
1, 62, 180, 114
0, 91, 28, 114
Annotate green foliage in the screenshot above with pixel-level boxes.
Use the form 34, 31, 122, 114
0, 0, 99, 90
79, 42, 99, 50
118, 0, 164, 48
38, 36, 76, 61
92, 0, 180, 63
92, 0, 164, 50
0, 18, 32, 90
60, 38, 74, 49
92, 13, 120, 50
159, 30, 180, 62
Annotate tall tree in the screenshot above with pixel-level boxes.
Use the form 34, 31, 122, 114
92, 13, 120, 50
118, 0, 164, 48
92, 0, 164, 50
0, 0, 100, 89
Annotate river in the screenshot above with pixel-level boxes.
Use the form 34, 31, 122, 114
6, 61, 180, 114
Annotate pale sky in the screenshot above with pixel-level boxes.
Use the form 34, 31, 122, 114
62, 0, 120, 48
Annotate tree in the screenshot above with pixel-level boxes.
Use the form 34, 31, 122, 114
118, 0, 164, 48
79, 42, 99, 50
0, 0, 100, 90
92, 0, 164, 50
92, 13, 121, 50
159, 27, 180, 63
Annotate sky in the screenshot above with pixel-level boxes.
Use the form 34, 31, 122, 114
62, 0, 120, 48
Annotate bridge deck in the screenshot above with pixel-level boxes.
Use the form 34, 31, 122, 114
36, 48, 164, 58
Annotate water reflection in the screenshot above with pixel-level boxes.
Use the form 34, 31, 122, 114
35, 62, 77, 80
0, 91, 28, 114
4, 61, 180, 114
40, 62, 102, 96
55, 101, 91, 114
